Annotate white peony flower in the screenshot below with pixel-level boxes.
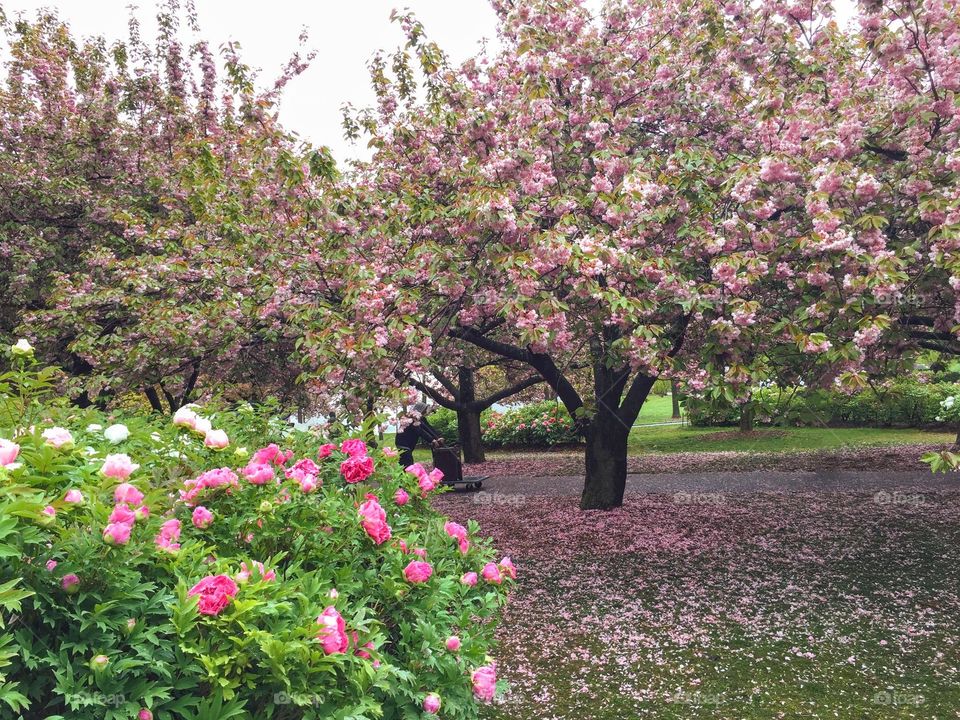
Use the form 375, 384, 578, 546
86, 423, 103, 432
11, 339, 33, 356
103, 423, 130, 444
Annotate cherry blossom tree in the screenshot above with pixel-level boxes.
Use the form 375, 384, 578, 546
323, 0, 958, 509
1, 3, 336, 410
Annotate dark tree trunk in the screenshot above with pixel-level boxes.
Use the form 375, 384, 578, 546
671, 380, 681, 419
144, 387, 165, 413
458, 409, 485, 463
581, 408, 631, 510
457, 367, 486, 463
739, 404, 755, 433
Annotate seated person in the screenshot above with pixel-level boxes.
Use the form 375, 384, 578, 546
395, 403, 443, 467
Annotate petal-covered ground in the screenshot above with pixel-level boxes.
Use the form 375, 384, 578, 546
437, 481, 960, 719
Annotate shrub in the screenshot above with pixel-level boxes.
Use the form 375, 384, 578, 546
482, 401, 578, 448
425, 407, 461, 445
0, 349, 511, 719
686, 381, 960, 428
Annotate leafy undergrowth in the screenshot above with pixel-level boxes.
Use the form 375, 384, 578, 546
436, 491, 960, 719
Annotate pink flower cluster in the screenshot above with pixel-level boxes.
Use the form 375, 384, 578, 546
444, 521, 470, 554
405, 463, 444, 495
102, 483, 149, 546
285, 457, 320, 493
180, 467, 239, 504
155, 518, 181, 553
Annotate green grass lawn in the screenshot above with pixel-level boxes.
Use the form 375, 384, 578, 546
626, 424, 954, 455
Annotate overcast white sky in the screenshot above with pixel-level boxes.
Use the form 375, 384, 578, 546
4, 0, 854, 165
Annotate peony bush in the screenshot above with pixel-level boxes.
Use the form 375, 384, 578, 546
0, 349, 512, 718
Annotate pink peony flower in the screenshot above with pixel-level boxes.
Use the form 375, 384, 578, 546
155, 535, 180, 553
102, 453, 138, 480
64, 489, 83, 504
299, 476, 318, 493
317, 443, 336, 458
403, 560, 433, 583
251, 443, 291, 466
42, 505, 56, 518
134, 505, 150, 521
103, 522, 132, 545
192, 506, 214, 529
471, 664, 497, 702
242, 462, 274, 485
62, 573, 80, 592
423, 693, 441, 714
358, 496, 392, 545
444, 521, 468, 542
46, 559, 57, 571
108, 504, 136, 526
181, 467, 239, 504
138, 710, 154, 720
0, 438, 19, 467
412, 547, 427, 558
445, 635, 461, 652
481, 562, 503, 584
42, 427, 73, 449
285, 458, 319, 483
188, 574, 239, 616
203, 429, 229, 449
316, 606, 349, 654
340, 454, 374, 484
394, 488, 409, 505
159, 518, 181, 540
172, 406, 199, 429
382, 446, 399, 458
461, 572, 478, 586
236, 560, 275, 583
114, 482, 144, 506
499, 556, 517, 579
404, 463, 428, 483
339, 438, 367, 457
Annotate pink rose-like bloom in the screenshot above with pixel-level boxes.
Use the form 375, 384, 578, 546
192, 506, 214, 529
317, 443, 336, 458
103, 522, 132, 545
102, 453, 139, 480
499, 556, 517, 580
403, 560, 433, 584
481, 562, 503, 584
134, 505, 149, 521
316, 606, 349, 654
108, 504, 136, 526
445, 635, 461, 652
381, 446, 399, 459
471, 664, 497, 702
340, 438, 367, 457
423, 693, 441, 714
61, 573, 80, 592
242, 462, 275, 485
42, 505, 56, 518
203, 429, 229, 449
341, 454, 375, 484
188, 574, 239, 616
138, 710, 154, 720
64, 489, 83, 504
42, 427, 73, 449
114, 482, 144, 506
46, 559, 57, 571
394, 488, 409, 506
0, 438, 19, 467
155, 535, 180, 553
236, 561, 275, 583
358, 496, 392, 545
155, 518, 181, 552
285, 458, 319, 483
461, 572, 478, 586
412, 547, 427, 558
405, 463, 428, 483
299, 476, 318, 493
